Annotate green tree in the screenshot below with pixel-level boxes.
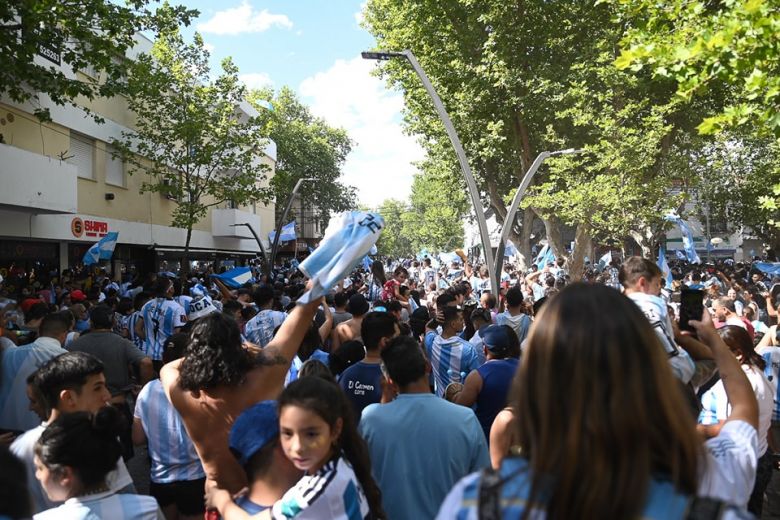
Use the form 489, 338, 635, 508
111, 29, 271, 272
376, 199, 414, 258
685, 133, 780, 251
613, 0, 780, 231
246, 86, 356, 229
404, 161, 467, 253
0, 0, 196, 121
363, 0, 704, 275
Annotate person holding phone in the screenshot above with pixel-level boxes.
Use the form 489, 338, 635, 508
619, 257, 714, 388
438, 283, 761, 518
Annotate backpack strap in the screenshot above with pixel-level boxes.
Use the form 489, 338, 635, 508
685, 497, 726, 520
477, 466, 504, 520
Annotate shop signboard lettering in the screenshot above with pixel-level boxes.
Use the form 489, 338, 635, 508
71, 217, 109, 238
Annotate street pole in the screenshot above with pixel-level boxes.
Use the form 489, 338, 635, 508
362, 49, 498, 295
229, 223, 269, 275
493, 148, 585, 283
270, 177, 314, 275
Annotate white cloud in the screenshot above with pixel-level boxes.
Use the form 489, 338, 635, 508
239, 72, 274, 90
203, 42, 215, 53
299, 57, 426, 208
354, 1, 367, 26
197, 2, 293, 35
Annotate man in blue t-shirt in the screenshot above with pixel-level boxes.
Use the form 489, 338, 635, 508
360, 336, 489, 520
339, 312, 399, 419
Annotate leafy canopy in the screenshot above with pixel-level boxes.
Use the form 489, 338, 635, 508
0, 0, 196, 121
246, 86, 356, 228
111, 28, 271, 242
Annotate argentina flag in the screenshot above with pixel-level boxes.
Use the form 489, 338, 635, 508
269, 221, 297, 243
657, 245, 673, 288
298, 211, 384, 304
535, 244, 556, 270
82, 232, 119, 266
664, 213, 701, 264
211, 266, 254, 289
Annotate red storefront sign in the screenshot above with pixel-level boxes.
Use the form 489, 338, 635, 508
71, 217, 109, 239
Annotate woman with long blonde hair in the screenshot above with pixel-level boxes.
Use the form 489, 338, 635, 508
438, 283, 759, 519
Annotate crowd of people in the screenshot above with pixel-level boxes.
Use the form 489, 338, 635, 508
1, 250, 779, 519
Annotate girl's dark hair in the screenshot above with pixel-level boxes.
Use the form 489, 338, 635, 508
514, 283, 701, 520
34, 406, 124, 490
298, 359, 336, 383
718, 325, 765, 370
371, 261, 387, 286
298, 323, 323, 362
0, 446, 32, 519
178, 313, 269, 391
328, 340, 365, 376
279, 377, 385, 519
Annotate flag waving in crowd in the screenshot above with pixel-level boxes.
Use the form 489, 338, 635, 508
269, 221, 297, 243
82, 232, 119, 266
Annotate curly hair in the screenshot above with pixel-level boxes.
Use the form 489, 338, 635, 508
178, 313, 272, 391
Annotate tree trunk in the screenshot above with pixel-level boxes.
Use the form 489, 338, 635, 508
568, 223, 592, 281
182, 226, 192, 275
537, 212, 566, 258
515, 208, 536, 270
486, 178, 533, 272
629, 230, 653, 258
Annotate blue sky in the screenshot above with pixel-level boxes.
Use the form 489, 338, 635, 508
176, 0, 424, 207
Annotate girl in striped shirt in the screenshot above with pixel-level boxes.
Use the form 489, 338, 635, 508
33, 406, 163, 520
208, 377, 385, 519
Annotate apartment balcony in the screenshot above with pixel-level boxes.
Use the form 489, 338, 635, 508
0, 143, 77, 213
212, 208, 263, 238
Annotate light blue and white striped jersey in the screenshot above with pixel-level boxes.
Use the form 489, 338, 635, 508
758, 345, 780, 421
127, 311, 144, 350
174, 295, 192, 316
244, 309, 287, 347
134, 379, 205, 483
34, 490, 163, 520
425, 333, 481, 398
297, 211, 384, 304
140, 299, 185, 361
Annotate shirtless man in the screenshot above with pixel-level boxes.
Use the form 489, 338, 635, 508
331, 294, 369, 352
161, 299, 320, 494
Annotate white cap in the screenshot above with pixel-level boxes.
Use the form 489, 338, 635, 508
188, 296, 218, 321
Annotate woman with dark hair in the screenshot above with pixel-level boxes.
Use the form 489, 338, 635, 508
33, 406, 162, 519
439, 283, 760, 519
367, 261, 386, 303
698, 325, 774, 515
207, 376, 385, 519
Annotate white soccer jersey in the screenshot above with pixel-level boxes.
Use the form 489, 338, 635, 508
271, 455, 370, 519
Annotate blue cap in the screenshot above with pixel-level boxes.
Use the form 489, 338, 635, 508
229, 400, 279, 466
481, 325, 511, 353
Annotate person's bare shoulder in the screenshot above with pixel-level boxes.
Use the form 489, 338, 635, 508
160, 358, 183, 401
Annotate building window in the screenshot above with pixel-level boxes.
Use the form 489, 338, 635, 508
105, 145, 125, 187
68, 133, 94, 179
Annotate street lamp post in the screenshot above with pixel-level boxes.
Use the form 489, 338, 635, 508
229, 223, 269, 275
269, 177, 315, 275
493, 148, 585, 282
362, 49, 499, 295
